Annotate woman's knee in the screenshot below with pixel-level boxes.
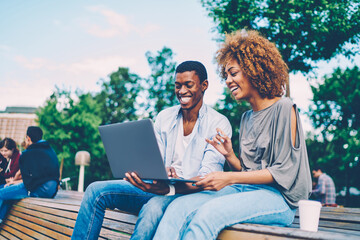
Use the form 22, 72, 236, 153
141, 196, 166, 215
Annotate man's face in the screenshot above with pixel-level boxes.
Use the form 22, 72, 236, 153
175, 71, 208, 111
312, 170, 322, 178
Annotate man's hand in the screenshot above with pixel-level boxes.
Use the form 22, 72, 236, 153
124, 172, 171, 195
194, 172, 232, 191
5, 177, 15, 187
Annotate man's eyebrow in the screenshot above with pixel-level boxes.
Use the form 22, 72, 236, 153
175, 80, 195, 84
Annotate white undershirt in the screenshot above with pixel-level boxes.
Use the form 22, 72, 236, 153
171, 120, 195, 178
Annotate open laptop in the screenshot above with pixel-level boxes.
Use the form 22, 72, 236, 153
99, 119, 196, 183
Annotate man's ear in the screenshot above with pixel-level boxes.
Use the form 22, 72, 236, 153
201, 79, 209, 93
26, 136, 32, 145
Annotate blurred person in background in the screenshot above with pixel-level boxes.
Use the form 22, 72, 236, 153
0, 126, 60, 224
0, 138, 21, 186
312, 165, 337, 207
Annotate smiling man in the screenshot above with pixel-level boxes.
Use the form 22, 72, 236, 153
71, 61, 232, 240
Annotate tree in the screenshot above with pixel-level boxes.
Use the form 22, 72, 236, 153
201, 0, 360, 73
95, 67, 142, 125
37, 89, 108, 189
144, 47, 178, 118
308, 66, 360, 205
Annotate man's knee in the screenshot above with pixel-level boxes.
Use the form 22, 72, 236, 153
83, 181, 107, 202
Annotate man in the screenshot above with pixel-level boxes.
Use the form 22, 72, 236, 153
312, 165, 337, 207
0, 126, 60, 224
71, 61, 232, 240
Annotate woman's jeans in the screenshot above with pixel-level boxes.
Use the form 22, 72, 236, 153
152, 184, 296, 240
0, 180, 58, 221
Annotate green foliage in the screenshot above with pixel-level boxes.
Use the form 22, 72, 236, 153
214, 88, 251, 170
201, 0, 360, 72
95, 67, 142, 124
37, 89, 107, 189
307, 66, 360, 198
144, 47, 178, 118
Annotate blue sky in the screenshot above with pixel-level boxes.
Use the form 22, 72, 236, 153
1, 0, 358, 132
1, 0, 222, 109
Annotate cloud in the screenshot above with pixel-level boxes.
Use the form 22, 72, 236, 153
12, 54, 140, 83
68, 55, 137, 76
83, 5, 160, 38
0, 44, 11, 52
85, 24, 120, 38
14, 56, 49, 70
2, 54, 140, 110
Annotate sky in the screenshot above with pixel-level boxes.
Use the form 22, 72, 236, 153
1, 0, 358, 133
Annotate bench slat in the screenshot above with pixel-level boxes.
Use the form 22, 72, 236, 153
6, 215, 69, 240
222, 223, 360, 240
10, 208, 73, 236
101, 218, 135, 235
292, 218, 360, 232
0, 228, 21, 240
1, 221, 35, 240
12, 205, 75, 228
99, 227, 131, 240
15, 201, 78, 220
19, 199, 80, 213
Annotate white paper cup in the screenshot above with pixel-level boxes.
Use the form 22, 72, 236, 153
298, 200, 322, 232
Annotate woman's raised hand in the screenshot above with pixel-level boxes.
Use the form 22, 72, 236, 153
205, 128, 234, 157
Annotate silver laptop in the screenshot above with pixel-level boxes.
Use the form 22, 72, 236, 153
99, 119, 196, 183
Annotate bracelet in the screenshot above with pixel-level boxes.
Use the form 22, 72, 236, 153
165, 184, 175, 196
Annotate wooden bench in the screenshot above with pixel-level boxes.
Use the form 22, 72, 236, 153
0, 190, 359, 240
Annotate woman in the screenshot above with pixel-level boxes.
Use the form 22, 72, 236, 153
0, 138, 21, 185
151, 30, 312, 239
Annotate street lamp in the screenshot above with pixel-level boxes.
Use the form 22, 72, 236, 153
75, 151, 90, 192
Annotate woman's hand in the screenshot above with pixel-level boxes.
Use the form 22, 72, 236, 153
206, 128, 234, 157
125, 172, 170, 195
195, 172, 233, 191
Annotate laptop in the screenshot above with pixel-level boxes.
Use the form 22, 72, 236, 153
98, 119, 196, 183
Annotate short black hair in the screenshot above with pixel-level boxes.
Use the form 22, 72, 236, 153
27, 126, 43, 143
175, 61, 208, 83
313, 165, 322, 171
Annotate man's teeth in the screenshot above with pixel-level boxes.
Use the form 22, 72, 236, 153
181, 97, 191, 103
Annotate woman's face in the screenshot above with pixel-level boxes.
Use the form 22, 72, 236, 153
224, 59, 257, 101
0, 147, 13, 159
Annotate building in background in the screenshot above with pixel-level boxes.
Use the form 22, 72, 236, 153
0, 106, 38, 147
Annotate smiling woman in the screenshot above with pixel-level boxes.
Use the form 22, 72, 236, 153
0, 138, 21, 185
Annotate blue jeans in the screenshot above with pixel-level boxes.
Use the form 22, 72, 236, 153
153, 184, 296, 240
72, 180, 169, 240
131, 194, 180, 240
0, 180, 58, 221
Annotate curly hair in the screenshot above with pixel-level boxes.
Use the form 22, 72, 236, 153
216, 30, 289, 99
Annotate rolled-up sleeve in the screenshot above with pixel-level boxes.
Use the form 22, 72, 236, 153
198, 116, 232, 176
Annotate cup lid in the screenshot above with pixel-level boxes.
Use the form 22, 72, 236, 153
299, 200, 322, 207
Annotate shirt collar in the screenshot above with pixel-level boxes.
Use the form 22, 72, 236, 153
170, 103, 207, 131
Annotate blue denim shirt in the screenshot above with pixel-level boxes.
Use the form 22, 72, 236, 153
154, 104, 232, 179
